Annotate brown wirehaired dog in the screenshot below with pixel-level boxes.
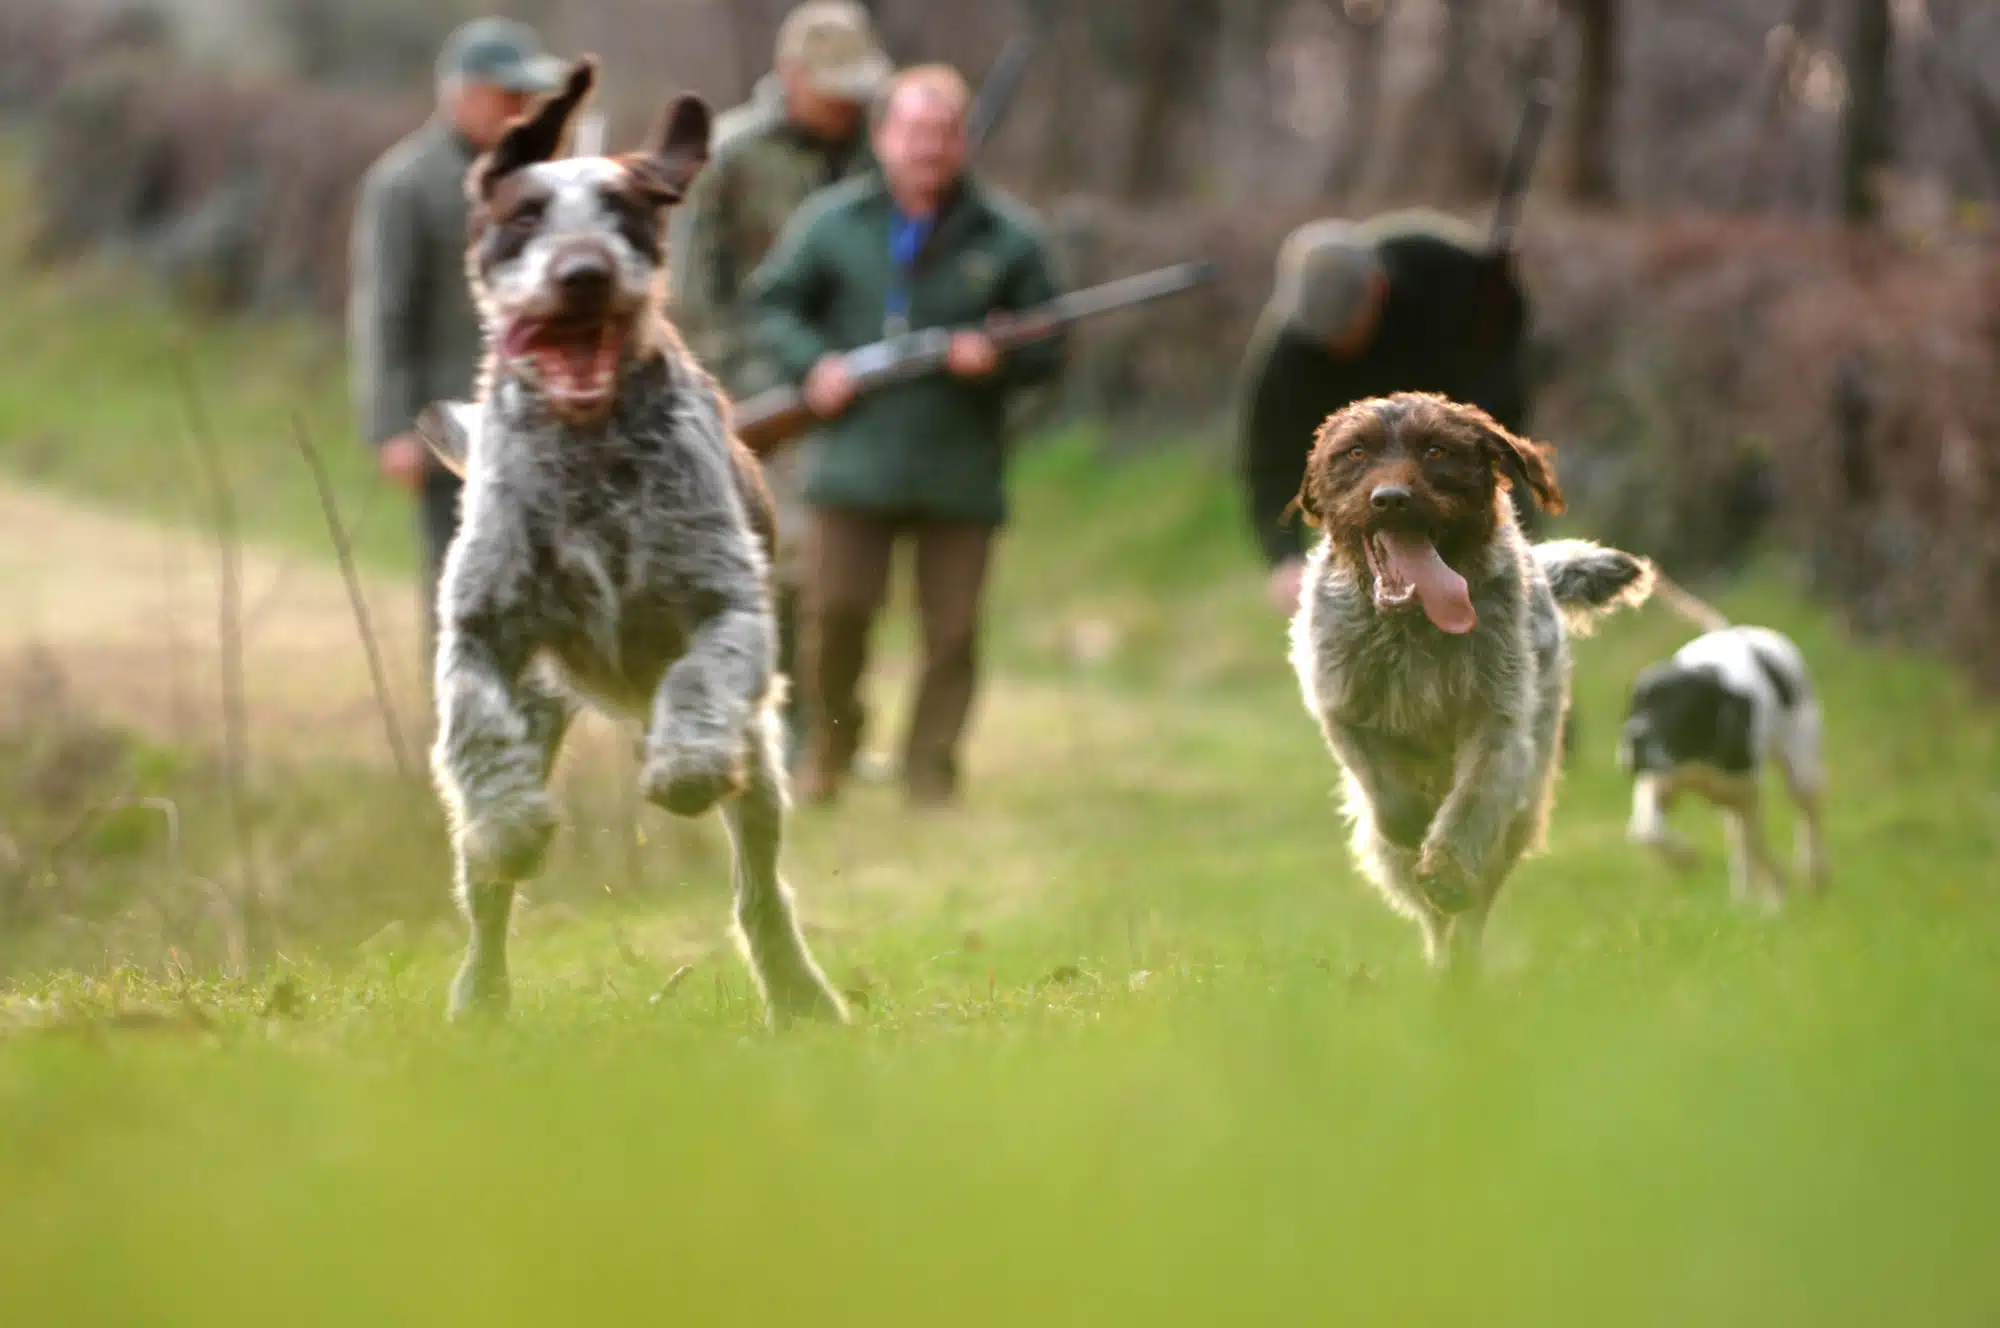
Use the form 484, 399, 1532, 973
1288, 392, 1656, 969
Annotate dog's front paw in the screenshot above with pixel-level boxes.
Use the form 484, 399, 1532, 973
642, 741, 747, 817
1416, 848, 1480, 916
458, 792, 560, 883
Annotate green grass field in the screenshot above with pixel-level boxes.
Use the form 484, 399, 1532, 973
3, 154, 1999, 1324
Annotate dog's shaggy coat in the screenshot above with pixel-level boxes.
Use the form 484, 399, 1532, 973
426, 58, 845, 1025
1288, 393, 1655, 968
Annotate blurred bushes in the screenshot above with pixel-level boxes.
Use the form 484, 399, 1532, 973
27, 35, 418, 315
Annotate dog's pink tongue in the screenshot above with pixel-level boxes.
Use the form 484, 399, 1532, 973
503, 320, 542, 357
1378, 531, 1476, 634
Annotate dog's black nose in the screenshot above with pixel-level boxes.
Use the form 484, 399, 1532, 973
1370, 484, 1412, 512
554, 254, 613, 306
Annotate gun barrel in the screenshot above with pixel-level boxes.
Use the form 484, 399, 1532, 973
967, 36, 1034, 154
1490, 73, 1557, 254
1043, 260, 1217, 324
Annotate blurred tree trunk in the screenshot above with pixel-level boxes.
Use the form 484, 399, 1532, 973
1215, 0, 1275, 194
1119, 0, 1221, 203
1122, 34, 1183, 201
1322, 0, 1389, 202
1563, 0, 1619, 204
1028, 4, 1089, 192
1840, 0, 1893, 222
728, 0, 773, 98
1388, 0, 1503, 205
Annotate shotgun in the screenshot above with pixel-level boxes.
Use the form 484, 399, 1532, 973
730, 259, 1217, 456
1489, 51, 1558, 255
967, 35, 1034, 156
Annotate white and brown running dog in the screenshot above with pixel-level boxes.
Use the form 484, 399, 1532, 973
1289, 392, 1655, 970
420, 58, 846, 1026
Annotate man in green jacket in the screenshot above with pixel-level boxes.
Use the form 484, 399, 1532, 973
747, 64, 1068, 808
347, 17, 565, 693
670, 0, 889, 767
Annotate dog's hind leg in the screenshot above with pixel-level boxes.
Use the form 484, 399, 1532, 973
719, 699, 849, 1028
1777, 702, 1830, 895
1721, 785, 1789, 914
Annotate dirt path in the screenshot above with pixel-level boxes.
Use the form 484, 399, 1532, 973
0, 479, 1135, 783
0, 480, 439, 767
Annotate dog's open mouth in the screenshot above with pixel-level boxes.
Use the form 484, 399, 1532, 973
1363, 529, 1477, 634
503, 317, 624, 418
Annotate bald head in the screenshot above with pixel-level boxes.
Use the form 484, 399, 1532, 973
873, 63, 970, 214
1271, 219, 1388, 357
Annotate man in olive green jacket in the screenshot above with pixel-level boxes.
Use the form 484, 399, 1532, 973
670, 0, 889, 766
747, 64, 1068, 807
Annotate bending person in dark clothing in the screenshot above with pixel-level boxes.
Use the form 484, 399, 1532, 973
1237, 209, 1532, 615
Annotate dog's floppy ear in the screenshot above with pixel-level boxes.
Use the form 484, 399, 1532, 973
1481, 419, 1566, 516
626, 92, 711, 205
472, 56, 598, 200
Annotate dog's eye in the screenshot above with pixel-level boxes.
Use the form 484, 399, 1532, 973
1425, 445, 1444, 461
505, 203, 545, 233
1347, 446, 1367, 462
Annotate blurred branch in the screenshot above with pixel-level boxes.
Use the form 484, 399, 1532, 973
1562, 0, 1620, 205
1840, 0, 1893, 223
290, 412, 414, 783
1322, 0, 1389, 203
174, 356, 270, 975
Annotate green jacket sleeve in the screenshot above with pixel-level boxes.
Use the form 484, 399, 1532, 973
993, 228, 1067, 393
744, 209, 833, 386
346, 158, 427, 448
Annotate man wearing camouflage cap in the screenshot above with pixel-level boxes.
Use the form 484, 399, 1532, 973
347, 17, 566, 699
670, 0, 891, 769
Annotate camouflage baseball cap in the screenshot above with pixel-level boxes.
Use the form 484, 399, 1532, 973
774, 0, 892, 101
437, 16, 566, 94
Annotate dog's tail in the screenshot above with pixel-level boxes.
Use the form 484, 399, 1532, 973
1533, 539, 1657, 635
1647, 571, 1731, 633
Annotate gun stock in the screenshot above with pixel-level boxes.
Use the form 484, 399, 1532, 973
733, 388, 820, 455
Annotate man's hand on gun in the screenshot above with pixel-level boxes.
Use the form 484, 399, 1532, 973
378, 432, 429, 492
945, 330, 1000, 379
805, 356, 858, 418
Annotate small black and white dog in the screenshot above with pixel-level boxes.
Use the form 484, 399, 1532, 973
1618, 622, 1828, 909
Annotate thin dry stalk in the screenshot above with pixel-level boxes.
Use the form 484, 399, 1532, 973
288, 411, 414, 782
174, 357, 269, 973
